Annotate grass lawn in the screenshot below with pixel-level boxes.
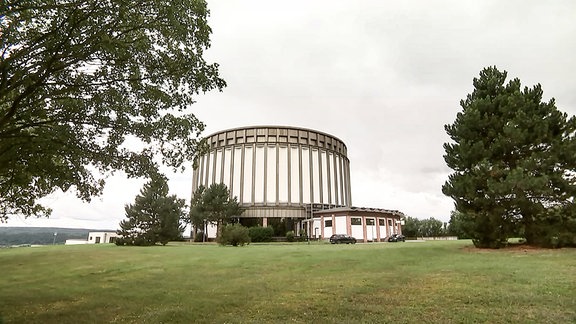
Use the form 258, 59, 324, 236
1, 240, 575, 323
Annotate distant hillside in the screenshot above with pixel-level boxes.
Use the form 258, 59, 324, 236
0, 227, 116, 246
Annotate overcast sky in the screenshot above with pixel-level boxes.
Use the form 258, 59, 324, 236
3, 0, 576, 230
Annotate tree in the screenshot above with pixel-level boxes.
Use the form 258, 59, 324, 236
401, 216, 421, 237
189, 183, 243, 241
189, 184, 207, 240
402, 216, 446, 238
116, 174, 186, 246
419, 218, 445, 237
447, 210, 473, 239
443, 66, 576, 248
0, 1, 225, 221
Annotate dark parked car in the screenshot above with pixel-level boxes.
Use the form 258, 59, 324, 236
388, 234, 405, 242
330, 234, 357, 244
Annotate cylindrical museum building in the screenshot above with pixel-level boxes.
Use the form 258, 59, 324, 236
191, 126, 352, 232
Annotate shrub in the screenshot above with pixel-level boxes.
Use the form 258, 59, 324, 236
218, 224, 250, 246
286, 230, 295, 242
248, 226, 274, 242
193, 231, 205, 242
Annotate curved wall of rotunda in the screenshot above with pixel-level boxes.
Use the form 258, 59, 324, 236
191, 126, 352, 218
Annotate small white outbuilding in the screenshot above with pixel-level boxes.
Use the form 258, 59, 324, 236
87, 232, 120, 244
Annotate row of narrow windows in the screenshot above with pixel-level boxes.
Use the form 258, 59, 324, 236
209, 132, 347, 155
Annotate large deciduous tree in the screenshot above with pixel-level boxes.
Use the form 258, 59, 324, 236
189, 183, 243, 241
116, 174, 186, 246
443, 67, 576, 248
0, 1, 224, 221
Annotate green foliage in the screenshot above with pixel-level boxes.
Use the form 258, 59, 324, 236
443, 66, 576, 248
193, 231, 205, 242
0, 0, 225, 221
522, 206, 576, 248
248, 226, 274, 242
189, 183, 243, 240
402, 216, 446, 237
447, 211, 473, 239
402, 216, 421, 237
419, 218, 445, 237
116, 174, 186, 246
286, 230, 295, 242
217, 223, 250, 246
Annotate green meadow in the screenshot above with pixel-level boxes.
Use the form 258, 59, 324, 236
1, 241, 575, 323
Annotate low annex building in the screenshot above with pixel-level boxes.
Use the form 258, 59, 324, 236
310, 207, 404, 243
65, 231, 119, 245
191, 125, 404, 241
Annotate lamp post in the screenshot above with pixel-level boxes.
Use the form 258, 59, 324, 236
52, 232, 57, 245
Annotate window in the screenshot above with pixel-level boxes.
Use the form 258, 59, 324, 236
366, 218, 375, 226
388, 219, 393, 227
379, 219, 385, 226
351, 217, 362, 225
325, 220, 332, 227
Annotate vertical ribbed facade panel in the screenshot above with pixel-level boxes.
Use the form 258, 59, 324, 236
192, 126, 352, 213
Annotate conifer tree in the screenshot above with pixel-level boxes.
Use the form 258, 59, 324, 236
189, 183, 243, 241
443, 67, 576, 248
117, 174, 186, 246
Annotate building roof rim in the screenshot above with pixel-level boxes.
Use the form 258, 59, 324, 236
204, 125, 348, 147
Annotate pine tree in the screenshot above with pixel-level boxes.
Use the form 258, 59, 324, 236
189, 183, 243, 241
117, 174, 186, 246
443, 67, 576, 248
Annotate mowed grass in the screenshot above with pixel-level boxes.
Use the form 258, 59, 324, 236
1, 241, 575, 323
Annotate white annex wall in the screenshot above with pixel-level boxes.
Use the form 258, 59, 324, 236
313, 219, 321, 238
366, 218, 376, 241
335, 216, 347, 235
351, 217, 364, 239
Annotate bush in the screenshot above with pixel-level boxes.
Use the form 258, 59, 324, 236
218, 224, 250, 246
248, 226, 274, 242
193, 231, 205, 242
286, 231, 295, 242
114, 236, 155, 246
